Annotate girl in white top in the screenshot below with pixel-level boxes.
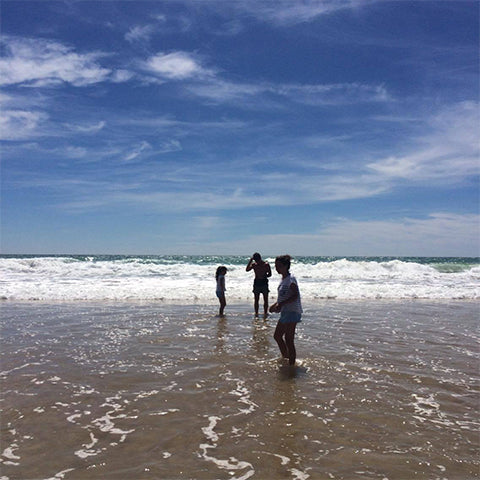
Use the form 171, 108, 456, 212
269, 255, 302, 366
215, 266, 227, 316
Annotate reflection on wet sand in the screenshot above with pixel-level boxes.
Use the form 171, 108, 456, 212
1, 301, 478, 479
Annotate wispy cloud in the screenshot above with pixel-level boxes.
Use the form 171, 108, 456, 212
186, 79, 265, 102
197, 213, 480, 257
187, 78, 389, 106
62, 146, 88, 159
157, 139, 182, 154
0, 36, 112, 87
125, 24, 156, 43
22, 163, 386, 214
119, 0, 373, 43
0, 34, 389, 110
368, 101, 479, 182
123, 141, 152, 162
246, 0, 370, 25
275, 82, 390, 105
11, 102, 474, 211
200, 0, 374, 27
0, 109, 48, 140
65, 121, 106, 133
310, 213, 480, 256
124, 13, 186, 43
139, 48, 389, 106
121, 139, 182, 163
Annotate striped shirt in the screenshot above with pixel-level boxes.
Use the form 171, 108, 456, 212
277, 273, 302, 314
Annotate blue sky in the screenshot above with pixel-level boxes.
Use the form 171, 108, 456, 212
1, 0, 479, 256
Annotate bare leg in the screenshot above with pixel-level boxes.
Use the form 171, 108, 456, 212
219, 295, 226, 316
274, 322, 289, 359
262, 292, 269, 317
285, 323, 297, 365
254, 292, 260, 316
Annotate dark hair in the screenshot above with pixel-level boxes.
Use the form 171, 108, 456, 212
253, 252, 261, 262
275, 254, 291, 270
215, 266, 227, 280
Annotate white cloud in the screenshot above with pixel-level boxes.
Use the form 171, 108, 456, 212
196, 213, 480, 257
123, 141, 152, 162
187, 79, 265, 102
157, 139, 182, 154
152, 14, 167, 23
0, 36, 112, 87
66, 121, 106, 133
121, 139, 181, 162
63, 146, 88, 159
202, 0, 370, 27
314, 213, 480, 257
49, 169, 385, 214
0, 109, 48, 140
368, 102, 479, 182
111, 69, 135, 83
194, 216, 223, 230
125, 25, 155, 43
187, 78, 389, 105
276, 82, 389, 105
257, 0, 353, 24
145, 51, 214, 80
244, 170, 387, 204
311, 213, 479, 255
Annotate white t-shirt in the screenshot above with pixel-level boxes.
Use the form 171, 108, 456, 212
277, 273, 302, 313
216, 275, 225, 293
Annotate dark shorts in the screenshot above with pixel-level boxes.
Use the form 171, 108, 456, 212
253, 278, 269, 295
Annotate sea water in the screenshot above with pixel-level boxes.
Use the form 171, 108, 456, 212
1, 255, 479, 479
0, 255, 478, 301
1, 301, 478, 479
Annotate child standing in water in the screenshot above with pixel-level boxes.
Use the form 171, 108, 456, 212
269, 255, 302, 366
215, 266, 227, 316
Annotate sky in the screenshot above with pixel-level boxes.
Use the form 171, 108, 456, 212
1, 0, 479, 256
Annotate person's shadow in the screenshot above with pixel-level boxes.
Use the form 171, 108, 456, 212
277, 362, 308, 380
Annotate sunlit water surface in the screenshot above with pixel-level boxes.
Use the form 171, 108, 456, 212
1, 301, 478, 479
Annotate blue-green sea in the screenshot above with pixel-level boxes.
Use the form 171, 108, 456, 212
1, 255, 478, 301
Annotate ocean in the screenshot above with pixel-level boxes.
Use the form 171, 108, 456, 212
1, 255, 479, 479
1, 255, 478, 301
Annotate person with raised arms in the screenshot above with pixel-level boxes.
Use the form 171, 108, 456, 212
246, 252, 272, 317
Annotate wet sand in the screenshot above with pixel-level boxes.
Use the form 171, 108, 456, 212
1, 301, 478, 479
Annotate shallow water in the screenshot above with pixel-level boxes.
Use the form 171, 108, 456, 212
1, 301, 479, 479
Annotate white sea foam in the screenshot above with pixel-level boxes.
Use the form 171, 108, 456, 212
291, 468, 310, 480
199, 416, 255, 480
45, 468, 76, 480
0, 256, 478, 301
74, 433, 99, 459
2, 445, 20, 462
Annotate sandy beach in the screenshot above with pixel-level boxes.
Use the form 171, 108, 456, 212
1, 300, 478, 479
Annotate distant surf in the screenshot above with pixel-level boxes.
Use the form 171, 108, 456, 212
1, 255, 478, 301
